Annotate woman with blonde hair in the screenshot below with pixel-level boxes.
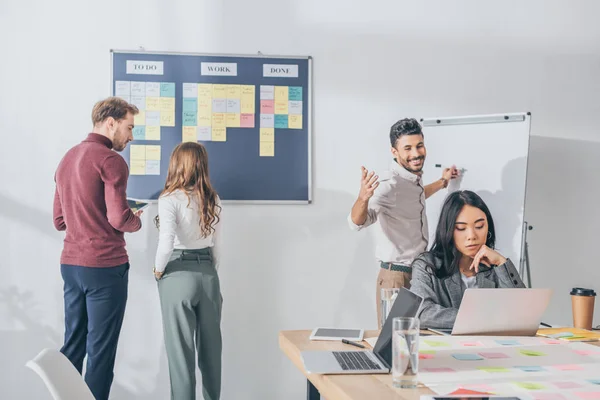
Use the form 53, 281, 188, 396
154, 142, 222, 400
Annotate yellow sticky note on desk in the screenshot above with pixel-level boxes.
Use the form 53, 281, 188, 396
130, 145, 146, 160
134, 111, 145, 126
182, 126, 197, 143
146, 97, 160, 111
212, 127, 226, 142
130, 160, 146, 175
146, 145, 161, 160
288, 114, 302, 129
145, 126, 160, 140
260, 141, 275, 157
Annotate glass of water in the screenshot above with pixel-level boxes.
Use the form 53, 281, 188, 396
380, 288, 400, 328
392, 317, 420, 388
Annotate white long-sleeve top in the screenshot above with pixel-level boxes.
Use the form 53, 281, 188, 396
154, 190, 222, 273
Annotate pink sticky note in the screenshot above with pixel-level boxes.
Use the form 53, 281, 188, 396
575, 393, 600, 400
554, 382, 583, 389
419, 353, 434, 360
543, 339, 563, 345
555, 364, 584, 371
479, 352, 509, 359
260, 100, 274, 114
533, 394, 566, 400
575, 350, 600, 356
424, 367, 454, 373
461, 341, 484, 347
240, 113, 254, 128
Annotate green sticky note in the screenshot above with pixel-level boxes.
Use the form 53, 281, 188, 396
513, 382, 546, 390
478, 367, 511, 373
520, 349, 546, 357
424, 340, 450, 347
419, 350, 436, 354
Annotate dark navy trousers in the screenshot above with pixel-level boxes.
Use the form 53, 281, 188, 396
60, 263, 129, 400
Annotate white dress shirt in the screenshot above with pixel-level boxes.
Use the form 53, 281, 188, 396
348, 160, 428, 266
461, 274, 478, 289
154, 190, 222, 273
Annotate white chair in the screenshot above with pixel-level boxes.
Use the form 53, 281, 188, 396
25, 348, 95, 400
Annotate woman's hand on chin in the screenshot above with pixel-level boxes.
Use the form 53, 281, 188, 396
469, 245, 507, 272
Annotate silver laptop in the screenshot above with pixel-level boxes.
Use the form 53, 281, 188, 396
447, 288, 552, 336
301, 288, 424, 374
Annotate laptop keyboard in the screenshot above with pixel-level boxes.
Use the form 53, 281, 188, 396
332, 351, 383, 371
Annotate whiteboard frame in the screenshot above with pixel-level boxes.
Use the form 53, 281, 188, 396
109, 49, 313, 205
419, 112, 532, 278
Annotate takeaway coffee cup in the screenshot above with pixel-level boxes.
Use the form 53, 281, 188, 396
570, 287, 596, 330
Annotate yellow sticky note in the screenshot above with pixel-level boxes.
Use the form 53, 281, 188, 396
182, 126, 197, 143
275, 101, 288, 115
226, 85, 241, 99
260, 141, 275, 157
274, 86, 288, 101
134, 111, 145, 126
146, 145, 161, 160
145, 126, 161, 140
198, 84, 213, 99
212, 113, 226, 128
212, 127, 226, 142
160, 112, 175, 127
130, 160, 146, 175
260, 128, 275, 142
226, 113, 240, 127
288, 114, 302, 129
198, 115, 211, 127
241, 85, 255, 97
241, 85, 255, 114
130, 145, 146, 160
212, 85, 227, 98
160, 97, 175, 113
146, 97, 160, 111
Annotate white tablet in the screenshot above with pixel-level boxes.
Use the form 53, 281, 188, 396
309, 328, 364, 341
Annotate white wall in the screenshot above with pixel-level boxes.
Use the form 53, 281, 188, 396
1, 0, 599, 398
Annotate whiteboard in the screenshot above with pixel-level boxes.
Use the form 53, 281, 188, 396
421, 113, 531, 273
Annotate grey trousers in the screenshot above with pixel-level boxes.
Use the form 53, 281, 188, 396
158, 249, 222, 400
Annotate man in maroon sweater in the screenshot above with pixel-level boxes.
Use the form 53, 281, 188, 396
53, 97, 142, 400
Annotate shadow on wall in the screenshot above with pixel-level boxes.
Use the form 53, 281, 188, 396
525, 136, 600, 326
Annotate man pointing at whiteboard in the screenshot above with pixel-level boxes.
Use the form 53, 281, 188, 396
348, 118, 458, 328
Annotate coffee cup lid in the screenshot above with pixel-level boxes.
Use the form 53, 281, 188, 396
570, 287, 597, 296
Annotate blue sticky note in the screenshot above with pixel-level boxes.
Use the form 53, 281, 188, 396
145, 160, 160, 175
496, 340, 521, 346
182, 111, 197, 126
274, 114, 288, 129
160, 82, 176, 97
289, 86, 302, 101
452, 353, 484, 361
588, 379, 600, 385
183, 98, 197, 112
133, 126, 145, 140
516, 365, 545, 372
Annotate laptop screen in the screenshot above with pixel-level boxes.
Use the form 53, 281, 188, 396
372, 288, 424, 368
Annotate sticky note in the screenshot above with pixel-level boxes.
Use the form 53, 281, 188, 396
423, 367, 454, 373
289, 86, 302, 101
288, 100, 302, 115
542, 340, 562, 345
146, 82, 161, 97
131, 95, 146, 111
211, 113, 226, 128
212, 127, 226, 142
183, 83, 198, 98
554, 382, 583, 389
160, 82, 175, 97
260, 85, 274, 100
588, 380, 600, 386
182, 126, 197, 143
513, 382, 547, 390
146, 111, 161, 127
452, 353, 483, 361
260, 114, 275, 128
183, 98, 198, 112
575, 393, 600, 400
145, 160, 160, 175
478, 367, 510, 373
260, 100, 274, 114
496, 340, 521, 346
533, 394, 566, 400
130, 81, 145, 96
145, 145, 161, 160
260, 128, 275, 142
145, 126, 161, 141
288, 114, 302, 129
274, 101, 288, 115
274, 86, 288, 101
226, 99, 240, 114
183, 111, 198, 126
555, 364, 584, 371
134, 111, 146, 126
423, 340, 449, 348
160, 97, 175, 113
226, 84, 241, 99
130, 145, 146, 160
146, 97, 160, 111
130, 160, 146, 175
198, 97, 212, 116
132, 126, 145, 140
419, 353, 434, 360
212, 84, 227, 98
226, 113, 240, 128
240, 113, 254, 128
115, 81, 130, 96
212, 99, 227, 113
198, 115, 211, 127
520, 350, 546, 357
274, 114, 288, 129
197, 126, 212, 141
241, 85, 255, 113
479, 352, 509, 359
461, 341, 484, 347
419, 350, 436, 354
516, 365, 545, 372
198, 84, 213, 98
575, 350, 600, 356
160, 112, 175, 127
260, 141, 274, 157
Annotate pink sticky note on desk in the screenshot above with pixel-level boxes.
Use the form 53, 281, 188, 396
554, 381, 583, 389
479, 352, 509, 359
419, 353, 434, 360
575, 350, 600, 356
543, 339, 563, 345
533, 394, 567, 400
575, 393, 600, 400
556, 364, 584, 371
461, 341, 484, 347
424, 367, 454, 373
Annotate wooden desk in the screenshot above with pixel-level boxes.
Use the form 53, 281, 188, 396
279, 330, 433, 400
